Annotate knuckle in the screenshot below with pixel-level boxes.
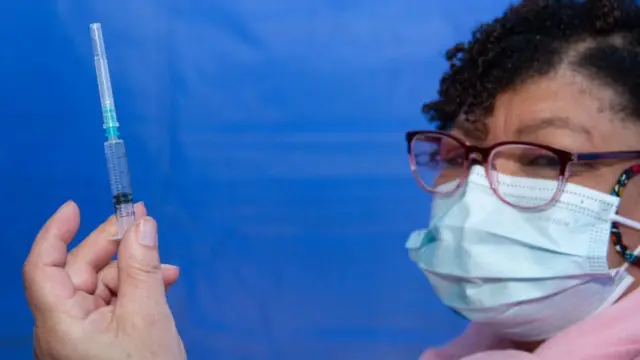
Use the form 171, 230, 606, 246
99, 261, 118, 276
22, 260, 37, 285
124, 259, 162, 280
97, 262, 115, 279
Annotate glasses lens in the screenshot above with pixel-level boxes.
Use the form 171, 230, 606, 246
490, 144, 562, 208
411, 133, 466, 193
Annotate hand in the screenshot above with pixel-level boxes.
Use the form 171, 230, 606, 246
23, 201, 186, 360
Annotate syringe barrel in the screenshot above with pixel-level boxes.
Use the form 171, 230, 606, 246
104, 140, 133, 195
104, 140, 135, 238
115, 202, 136, 238
104, 140, 135, 237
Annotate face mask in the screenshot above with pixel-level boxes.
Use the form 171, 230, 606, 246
406, 166, 640, 341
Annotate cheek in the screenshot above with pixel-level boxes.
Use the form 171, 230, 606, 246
567, 165, 624, 193
607, 243, 624, 269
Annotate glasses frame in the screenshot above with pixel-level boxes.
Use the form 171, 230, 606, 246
405, 130, 640, 210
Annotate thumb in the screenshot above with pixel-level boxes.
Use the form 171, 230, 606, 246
116, 217, 167, 313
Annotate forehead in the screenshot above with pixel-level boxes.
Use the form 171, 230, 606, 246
454, 69, 640, 152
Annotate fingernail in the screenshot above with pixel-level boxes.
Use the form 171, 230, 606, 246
161, 264, 179, 270
55, 200, 73, 216
138, 217, 157, 248
58, 200, 72, 211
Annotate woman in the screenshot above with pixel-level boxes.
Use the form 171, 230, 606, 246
22, 0, 640, 359
409, 0, 640, 358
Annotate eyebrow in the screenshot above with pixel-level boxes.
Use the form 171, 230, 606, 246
514, 116, 593, 139
451, 121, 488, 142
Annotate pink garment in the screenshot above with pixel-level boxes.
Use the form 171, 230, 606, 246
419, 287, 640, 360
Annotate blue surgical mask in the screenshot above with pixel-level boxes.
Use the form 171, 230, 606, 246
406, 166, 640, 341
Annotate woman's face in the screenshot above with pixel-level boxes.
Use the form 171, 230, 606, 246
452, 67, 640, 279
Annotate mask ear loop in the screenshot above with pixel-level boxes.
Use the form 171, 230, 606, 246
608, 164, 640, 270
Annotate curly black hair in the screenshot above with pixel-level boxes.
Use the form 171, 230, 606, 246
423, 0, 640, 136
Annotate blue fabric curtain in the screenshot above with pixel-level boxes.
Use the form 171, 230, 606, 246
0, 1, 509, 359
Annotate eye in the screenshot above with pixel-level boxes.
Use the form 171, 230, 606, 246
439, 148, 466, 167
414, 148, 465, 168
411, 133, 468, 171
413, 150, 438, 167
523, 154, 561, 168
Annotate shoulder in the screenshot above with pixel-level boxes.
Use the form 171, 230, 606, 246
418, 323, 513, 360
534, 286, 640, 359
419, 289, 640, 360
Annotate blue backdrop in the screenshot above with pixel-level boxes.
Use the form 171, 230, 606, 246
1, 1, 511, 359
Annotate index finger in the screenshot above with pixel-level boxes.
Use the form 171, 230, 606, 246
23, 201, 81, 311
25, 201, 80, 268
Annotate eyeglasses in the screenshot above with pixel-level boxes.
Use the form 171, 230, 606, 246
405, 130, 640, 210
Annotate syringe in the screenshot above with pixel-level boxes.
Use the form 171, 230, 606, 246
90, 23, 136, 239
